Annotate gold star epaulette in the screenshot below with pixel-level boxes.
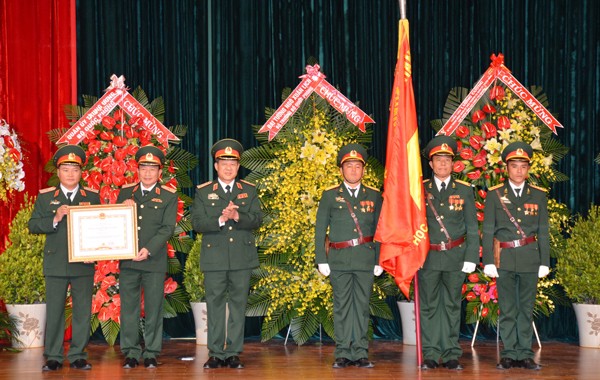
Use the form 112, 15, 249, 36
84, 187, 99, 193
197, 181, 212, 189
325, 184, 339, 191
454, 179, 472, 187
39, 187, 54, 194
488, 184, 504, 191
529, 184, 548, 193
423, 179, 431, 184
240, 179, 256, 187
122, 182, 137, 188
161, 185, 177, 193
363, 184, 380, 192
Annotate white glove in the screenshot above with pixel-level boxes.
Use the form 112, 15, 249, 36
318, 263, 331, 277
483, 264, 499, 278
538, 265, 550, 278
373, 265, 384, 276
461, 261, 477, 273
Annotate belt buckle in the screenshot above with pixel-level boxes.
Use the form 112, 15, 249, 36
351, 238, 359, 246
440, 241, 446, 251
514, 239, 522, 248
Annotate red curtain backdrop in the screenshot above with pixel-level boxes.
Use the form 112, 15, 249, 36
0, 0, 76, 248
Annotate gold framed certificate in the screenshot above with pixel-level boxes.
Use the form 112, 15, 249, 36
67, 203, 138, 262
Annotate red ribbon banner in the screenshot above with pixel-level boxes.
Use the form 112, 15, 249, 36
258, 65, 375, 141
437, 54, 562, 136
57, 75, 179, 147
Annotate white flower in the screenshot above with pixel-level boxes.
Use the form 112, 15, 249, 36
530, 137, 542, 150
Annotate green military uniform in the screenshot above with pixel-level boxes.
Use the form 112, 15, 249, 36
28, 145, 100, 366
191, 139, 262, 363
418, 136, 479, 367
314, 144, 382, 363
482, 142, 550, 364
117, 146, 177, 363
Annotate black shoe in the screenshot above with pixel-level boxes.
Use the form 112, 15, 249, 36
123, 357, 139, 369
421, 359, 438, 370
443, 359, 463, 370
144, 358, 158, 368
353, 358, 374, 368
496, 357, 514, 369
42, 360, 63, 371
204, 356, 224, 369
225, 355, 244, 369
332, 357, 352, 368
519, 358, 541, 370
70, 359, 92, 370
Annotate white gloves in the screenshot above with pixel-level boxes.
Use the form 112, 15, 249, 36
374, 265, 384, 276
318, 263, 331, 277
461, 261, 477, 273
483, 264, 499, 278
538, 265, 550, 278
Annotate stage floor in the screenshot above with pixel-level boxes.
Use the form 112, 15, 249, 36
1, 338, 598, 379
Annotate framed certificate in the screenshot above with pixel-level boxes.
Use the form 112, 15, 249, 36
67, 203, 138, 262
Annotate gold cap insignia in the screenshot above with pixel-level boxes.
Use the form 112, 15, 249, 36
146, 153, 154, 161
225, 146, 233, 154
350, 150, 357, 157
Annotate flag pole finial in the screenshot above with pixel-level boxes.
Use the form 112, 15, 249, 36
399, 0, 407, 19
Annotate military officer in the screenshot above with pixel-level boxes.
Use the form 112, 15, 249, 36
117, 145, 177, 369
315, 143, 383, 369
418, 136, 479, 370
191, 138, 262, 369
482, 141, 549, 371
28, 145, 100, 371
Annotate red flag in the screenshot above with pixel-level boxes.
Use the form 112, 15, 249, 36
375, 19, 429, 299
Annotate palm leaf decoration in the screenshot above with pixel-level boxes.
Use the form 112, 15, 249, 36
242, 90, 396, 345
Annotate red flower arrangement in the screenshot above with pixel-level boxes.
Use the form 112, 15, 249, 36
433, 83, 569, 326
48, 87, 197, 344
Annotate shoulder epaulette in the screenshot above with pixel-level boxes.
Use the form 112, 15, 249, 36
423, 179, 430, 184
529, 184, 548, 193
197, 181, 212, 189
161, 185, 177, 193
39, 187, 54, 194
122, 182, 137, 189
84, 186, 99, 193
454, 179, 472, 187
325, 184, 339, 191
488, 184, 504, 191
363, 184, 381, 192
240, 179, 256, 187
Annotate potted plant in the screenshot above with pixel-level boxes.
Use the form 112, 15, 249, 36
556, 204, 600, 348
183, 234, 207, 345
395, 280, 416, 345
0, 194, 46, 348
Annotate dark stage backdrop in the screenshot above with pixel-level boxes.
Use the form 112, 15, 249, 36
76, 0, 599, 341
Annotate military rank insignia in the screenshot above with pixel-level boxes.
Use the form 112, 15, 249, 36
237, 193, 248, 199
208, 193, 219, 200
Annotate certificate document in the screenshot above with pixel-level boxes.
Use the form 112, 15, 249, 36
67, 203, 138, 262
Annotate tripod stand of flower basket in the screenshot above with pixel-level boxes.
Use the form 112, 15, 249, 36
470, 304, 541, 348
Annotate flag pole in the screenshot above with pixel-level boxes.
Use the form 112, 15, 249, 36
397, 0, 423, 368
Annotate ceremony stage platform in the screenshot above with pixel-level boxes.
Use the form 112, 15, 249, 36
0, 338, 598, 380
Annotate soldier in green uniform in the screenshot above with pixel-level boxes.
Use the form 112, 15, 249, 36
419, 136, 479, 370
28, 145, 100, 371
315, 143, 383, 369
482, 141, 549, 371
191, 138, 262, 369
117, 145, 177, 369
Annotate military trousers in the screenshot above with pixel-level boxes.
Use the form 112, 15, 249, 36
119, 268, 165, 359
44, 275, 93, 363
329, 270, 373, 361
497, 270, 538, 360
203, 269, 252, 359
417, 268, 465, 362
